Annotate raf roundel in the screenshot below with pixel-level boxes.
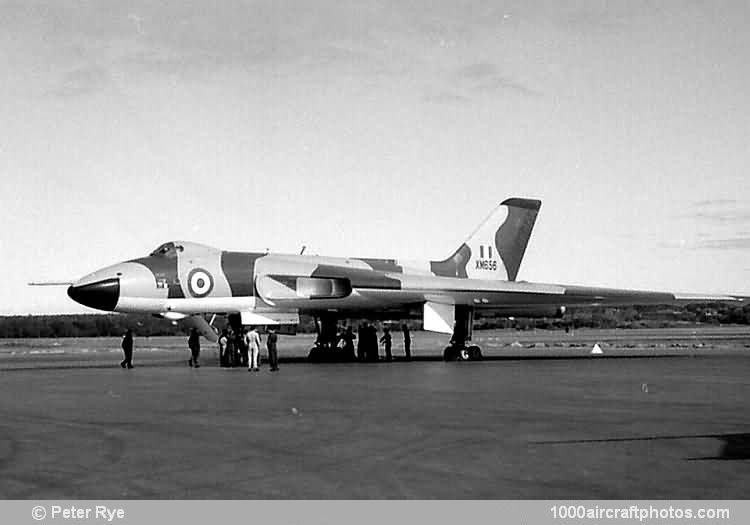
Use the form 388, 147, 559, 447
187, 268, 214, 298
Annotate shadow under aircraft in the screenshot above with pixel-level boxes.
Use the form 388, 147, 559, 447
533, 432, 750, 461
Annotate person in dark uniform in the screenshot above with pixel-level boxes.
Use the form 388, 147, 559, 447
236, 330, 249, 367
368, 324, 379, 362
237, 330, 248, 367
380, 326, 392, 362
357, 323, 367, 362
226, 327, 236, 367
188, 328, 201, 367
120, 329, 134, 369
341, 326, 356, 361
402, 323, 411, 361
266, 327, 279, 371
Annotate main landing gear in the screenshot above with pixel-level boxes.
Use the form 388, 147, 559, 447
443, 306, 483, 362
304, 309, 484, 362
443, 345, 483, 361
307, 314, 356, 363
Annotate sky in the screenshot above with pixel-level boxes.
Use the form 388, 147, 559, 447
1, 0, 749, 314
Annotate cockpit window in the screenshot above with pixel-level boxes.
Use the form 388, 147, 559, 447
149, 242, 184, 257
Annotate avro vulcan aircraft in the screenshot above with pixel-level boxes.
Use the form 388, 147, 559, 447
60, 198, 747, 360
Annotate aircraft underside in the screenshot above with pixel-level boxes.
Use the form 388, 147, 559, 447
292, 306, 483, 363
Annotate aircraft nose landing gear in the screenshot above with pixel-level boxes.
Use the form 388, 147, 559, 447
443, 306, 483, 361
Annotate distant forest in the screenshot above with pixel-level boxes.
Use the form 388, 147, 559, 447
1, 303, 749, 338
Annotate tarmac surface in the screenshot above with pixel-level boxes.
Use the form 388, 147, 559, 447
1, 328, 750, 498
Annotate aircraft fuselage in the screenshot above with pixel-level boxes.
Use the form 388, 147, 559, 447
67, 241, 434, 316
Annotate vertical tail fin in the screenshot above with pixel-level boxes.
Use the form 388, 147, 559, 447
430, 197, 541, 281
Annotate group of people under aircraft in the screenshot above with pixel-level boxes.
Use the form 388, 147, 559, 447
326, 322, 412, 362
215, 325, 279, 372
119, 321, 412, 369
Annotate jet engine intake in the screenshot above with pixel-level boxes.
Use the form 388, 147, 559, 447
256, 275, 352, 301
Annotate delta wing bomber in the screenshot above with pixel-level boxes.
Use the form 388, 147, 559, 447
62, 198, 749, 361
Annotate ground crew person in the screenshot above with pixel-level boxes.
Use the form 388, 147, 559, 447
245, 326, 261, 372
341, 326, 356, 361
188, 328, 201, 367
218, 329, 229, 367
226, 327, 236, 367
367, 323, 379, 362
402, 323, 411, 361
380, 326, 392, 362
357, 323, 367, 361
267, 327, 279, 371
236, 331, 249, 367
120, 329, 134, 369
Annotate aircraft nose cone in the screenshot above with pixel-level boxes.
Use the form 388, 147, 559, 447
67, 278, 120, 311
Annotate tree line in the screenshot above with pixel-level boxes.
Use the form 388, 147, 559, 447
1, 303, 749, 338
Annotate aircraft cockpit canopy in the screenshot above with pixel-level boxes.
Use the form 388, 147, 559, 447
148, 241, 219, 258
149, 242, 184, 258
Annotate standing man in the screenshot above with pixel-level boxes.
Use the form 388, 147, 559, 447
120, 329, 134, 369
236, 330, 249, 367
188, 328, 201, 368
357, 323, 367, 362
266, 327, 279, 372
380, 326, 392, 362
341, 326, 356, 361
402, 323, 411, 361
245, 326, 261, 372
234, 330, 245, 367
226, 327, 236, 367
367, 323, 378, 362
218, 329, 229, 367
370, 324, 379, 361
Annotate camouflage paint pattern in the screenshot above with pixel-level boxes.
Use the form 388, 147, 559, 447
67, 198, 748, 328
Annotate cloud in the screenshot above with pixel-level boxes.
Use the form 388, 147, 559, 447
20, 2, 545, 102
32, 2, 416, 97
694, 211, 750, 223
694, 199, 739, 207
473, 76, 541, 96
51, 66, 110, 97
454, 61, 540, 96
424, 62, 539, 105
694, 237, 750, 250
555, 3, 650, 36
677, 200, 750, 223
423, 91, 469, 104
458, 62, 501, 80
